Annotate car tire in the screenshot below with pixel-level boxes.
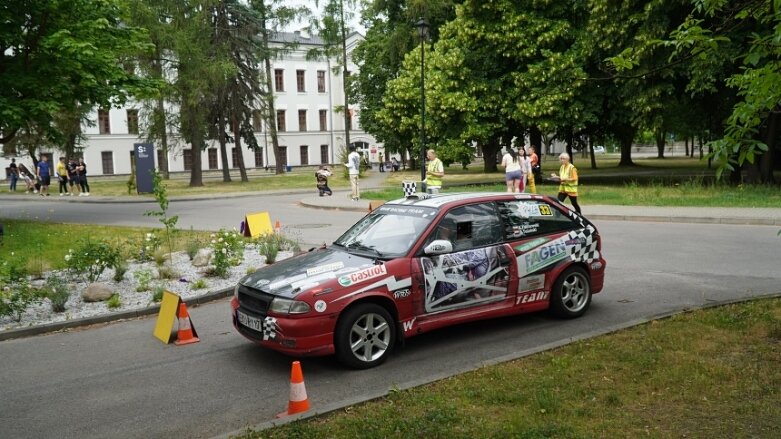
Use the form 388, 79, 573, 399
549, 266, 591, 319
335, 303, 396, 369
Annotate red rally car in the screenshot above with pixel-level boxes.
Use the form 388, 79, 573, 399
232, 192, 606, 369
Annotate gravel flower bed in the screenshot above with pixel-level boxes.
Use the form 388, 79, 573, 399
0, 248, 293, 333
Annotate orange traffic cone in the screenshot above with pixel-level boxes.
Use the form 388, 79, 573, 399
277, 361, 310, 417
174, 302, 200, 345
274, 220, 281, 234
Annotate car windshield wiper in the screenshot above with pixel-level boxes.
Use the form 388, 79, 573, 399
346, 242, 384, 258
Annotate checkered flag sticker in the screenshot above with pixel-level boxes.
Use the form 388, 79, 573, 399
567, 226, 600, 263
262, 316, 278, 340
402, 180, 417, 197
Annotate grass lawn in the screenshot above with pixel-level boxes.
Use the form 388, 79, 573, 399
4, 168, 350, 198
0, 220, 214, 274
238, 297, 781, 438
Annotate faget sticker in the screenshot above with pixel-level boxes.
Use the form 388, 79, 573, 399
524, 241, 569, 273
338, 265, 388, 287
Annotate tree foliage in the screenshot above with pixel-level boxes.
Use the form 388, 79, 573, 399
0, 0, 156, 153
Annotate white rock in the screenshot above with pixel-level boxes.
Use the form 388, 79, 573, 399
192, 248, 213, 267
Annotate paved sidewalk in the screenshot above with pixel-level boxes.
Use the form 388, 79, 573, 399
301, 179, 781, 226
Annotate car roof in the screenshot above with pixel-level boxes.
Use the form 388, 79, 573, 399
386, 192, 552, 210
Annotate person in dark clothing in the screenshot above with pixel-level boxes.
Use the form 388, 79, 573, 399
36, 155, 51, 196
8, 158, 18, 191
315, 165, 333, 196
76, 157, 90, 196
66, 158, 80, 196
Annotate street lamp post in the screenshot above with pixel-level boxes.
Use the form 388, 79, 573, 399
416, 18, 429, 185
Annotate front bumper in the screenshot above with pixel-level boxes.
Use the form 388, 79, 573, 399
230, 297, 335, 357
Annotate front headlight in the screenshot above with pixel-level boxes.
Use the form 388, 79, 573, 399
269, 297, 311, 315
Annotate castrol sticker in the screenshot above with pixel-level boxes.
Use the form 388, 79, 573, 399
338, 265, 388, 287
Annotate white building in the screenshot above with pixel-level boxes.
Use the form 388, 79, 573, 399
3, 31, 382, 177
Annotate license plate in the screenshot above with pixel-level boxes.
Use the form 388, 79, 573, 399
237, 310, 263, 332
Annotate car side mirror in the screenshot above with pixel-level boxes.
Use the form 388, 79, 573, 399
423, 240, 453, 255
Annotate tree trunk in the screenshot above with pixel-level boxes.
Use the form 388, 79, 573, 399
530, 126, 542, 152
589, 137, 597, 169
339, 0, 351, 152
699, 136, 704, 160
218, 112, 232, 182
155, 95, 170, 179
684, 137, 689, 156
187, 107, 204, 187
655, 129, 665, 159
259, 6, 284, 175
565, 131, 574, 165
481, 139, 500, 173
759, 110, 779, 184
233, 116, 248, 182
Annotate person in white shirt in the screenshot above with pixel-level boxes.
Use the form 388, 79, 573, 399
345, 146, 361, 201
518, 147, 532, 192
500, 147, 522, 193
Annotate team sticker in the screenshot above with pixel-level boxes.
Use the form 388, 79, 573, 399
516, 290, 549, 305
338, 265, 388, 287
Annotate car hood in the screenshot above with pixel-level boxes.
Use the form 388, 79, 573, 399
239, 246, 377, 298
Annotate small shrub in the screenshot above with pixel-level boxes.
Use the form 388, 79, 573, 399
0, 282, 44, 322
25, 256, 50, 280
44, 277, 70, 313
134, 268, 154, 292
153, 248, 168, 267
65, 239, 121, 283
106, 293, 121, 309
151, 286, 165, 303
1, 256, 28, 283
112, 260, 128, 282
134, 232, 162, 262
191, 279, 208, 290
157, 266, 178, 280
209, 229, 244, 278
245, 267, 257, 275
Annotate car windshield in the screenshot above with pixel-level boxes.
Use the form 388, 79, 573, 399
334, 205, 438, 257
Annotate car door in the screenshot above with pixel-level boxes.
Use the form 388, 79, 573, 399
496, 198, 583, 310
410, 202, 515, 332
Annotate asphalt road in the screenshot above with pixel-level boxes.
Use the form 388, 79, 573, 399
1, 216, 779, 438
0, 192, 366, 247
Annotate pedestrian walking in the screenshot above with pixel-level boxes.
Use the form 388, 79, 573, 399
346, 146, 361, 201
424, 149, 444, 194
8, 158, 18, 192
501, 146, 522, 193
56, 157, 69, 196
378, 153, 385, 172
76, 157, 90, 196
551, 152, 581, 213
519, 147, 532, 193
36, 155, 51, 196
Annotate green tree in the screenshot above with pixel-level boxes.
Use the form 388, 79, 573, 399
0, 0, 155, 154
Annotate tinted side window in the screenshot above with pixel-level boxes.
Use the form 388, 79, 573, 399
423, 202, 503, 252
498, 200, 579, 240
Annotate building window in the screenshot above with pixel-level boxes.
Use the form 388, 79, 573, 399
126, 109, 139, 135
276, 110, 286, 132
252, 110, 263, 132
320, 145, 328, 164
183, 149, 193, 171
317, 70, 326, 93
231, 148, 240, 168
298, 110, 307, 132
279, 146, 288, 166
274, 69, 284, 92
101, 151, 114, 175
319, 110, 327, 131
208, 148, 218, 169
157, 149, 165, 168
348, 109, 355, 131
296, 70, 305, 92
98, 109, 111, 134
254, 148, 263, 167
300, 145, 309, 165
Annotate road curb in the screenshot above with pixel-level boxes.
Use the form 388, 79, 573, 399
585, 214, 781, 226
0, 286, 234, 342
213, 291, 781, 438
